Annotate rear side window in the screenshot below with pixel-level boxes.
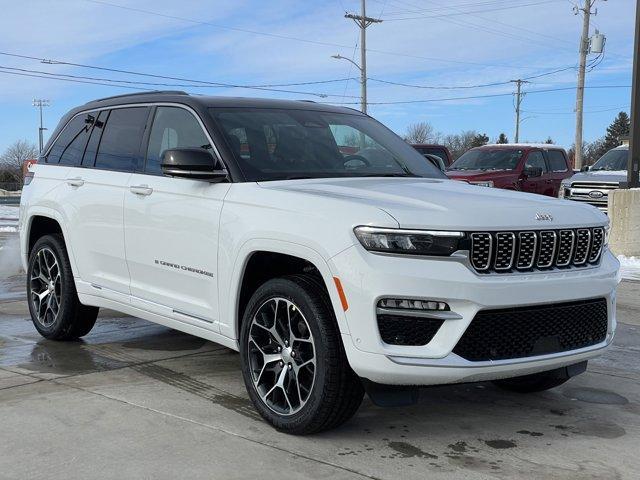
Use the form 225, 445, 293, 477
547, 150, 568, 172
46, 114, 93, 165
95, 107, 149, 172
145, 107, 211, 175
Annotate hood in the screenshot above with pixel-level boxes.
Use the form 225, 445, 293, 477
259, 177, 606, 231
565, 170, 627, 185
445, 169, 518, 181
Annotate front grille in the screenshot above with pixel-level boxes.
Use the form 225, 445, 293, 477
566, 182, 619, 210
452, 298, 608, 361
469, 227, 605, 273
377, 313, 444, 346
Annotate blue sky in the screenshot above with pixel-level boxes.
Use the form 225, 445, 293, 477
0, 0, 635, 153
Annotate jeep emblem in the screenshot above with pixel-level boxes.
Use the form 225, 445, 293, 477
535, 213, 553, 221
588, 190, 604, 199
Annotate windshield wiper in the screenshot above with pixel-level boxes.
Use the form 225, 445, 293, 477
358, 173, 419, 178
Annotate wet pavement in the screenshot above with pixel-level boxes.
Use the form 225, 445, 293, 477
1, 230, 640, 479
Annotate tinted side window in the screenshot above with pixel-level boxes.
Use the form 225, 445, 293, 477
524, 151, 548, 173
95, 107, 149, 172
82, 110, 108, 167
146, 107, 211, 175
547, 150, 568, 172
47, 114, 93, 165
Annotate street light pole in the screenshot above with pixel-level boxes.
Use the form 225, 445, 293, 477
32, 99, 50, 154
627, 0, 640, 188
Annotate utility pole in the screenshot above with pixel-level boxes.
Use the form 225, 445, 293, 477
627, 0, 640, 188
511, 80, 528, 143
574, 0, 599, 170
345, 0, 382, 114
32, 99, 50, 154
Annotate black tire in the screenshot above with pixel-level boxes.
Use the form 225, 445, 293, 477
492, 370, 571, 393
27, 234, 99, 340
239, 274, 364, 434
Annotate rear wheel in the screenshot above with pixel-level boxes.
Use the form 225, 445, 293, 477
27, 234, 99, 340
240, 275, 364, 434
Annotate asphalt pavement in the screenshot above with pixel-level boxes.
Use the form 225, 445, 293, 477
1, 229, 639, 480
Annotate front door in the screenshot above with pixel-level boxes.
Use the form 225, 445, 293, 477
124, 106, 230, 330
521, 150, 550, 195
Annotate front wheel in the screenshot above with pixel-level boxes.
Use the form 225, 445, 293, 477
239, 275, 364, 434
27, 234, 99, 340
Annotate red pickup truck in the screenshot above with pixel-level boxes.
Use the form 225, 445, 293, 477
410, 144, 453, 170
446, 144, 573, 197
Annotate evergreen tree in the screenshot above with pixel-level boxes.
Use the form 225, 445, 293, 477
496, 133, 508, 144
471, 133, 489, 147
545, 137, 554, 144
602, 112, 630, 151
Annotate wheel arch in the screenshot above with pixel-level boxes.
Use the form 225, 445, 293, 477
23, 208, 78, 275
222, 240, 350, 343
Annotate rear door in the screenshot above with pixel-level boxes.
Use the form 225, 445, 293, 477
521, 150, 550, 195
123, 105, 230, 330
544, 149, 571, 196
57, 106, 149, 300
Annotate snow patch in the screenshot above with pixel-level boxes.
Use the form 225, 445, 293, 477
618, 255, 640, 281
0, 226, 18, 233
0, 235, 23, 278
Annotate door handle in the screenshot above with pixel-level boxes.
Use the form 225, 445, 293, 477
67, 177, 84, 187
130, 185, 153, 196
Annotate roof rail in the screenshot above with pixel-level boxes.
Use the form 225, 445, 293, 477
91, 90, 189, 103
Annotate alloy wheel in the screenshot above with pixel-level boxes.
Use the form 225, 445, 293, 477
29, 247, 62, 328
247, 297, 316, 416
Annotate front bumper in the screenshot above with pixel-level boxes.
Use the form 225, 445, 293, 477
330, 245, 620, 385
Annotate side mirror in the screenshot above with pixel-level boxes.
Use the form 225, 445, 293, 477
581, 165, 591, 172
523, 166, 543, 178
161, 148, 227, 182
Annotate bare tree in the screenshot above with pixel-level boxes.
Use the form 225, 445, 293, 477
443, 130, 479, 160
404, 121, 440, 144
0, 140, 38, 184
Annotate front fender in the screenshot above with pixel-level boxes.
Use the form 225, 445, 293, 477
219, 238, 352, 344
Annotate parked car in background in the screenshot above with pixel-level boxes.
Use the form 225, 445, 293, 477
411, 144, 452, 170
560, 145, 628, 212
446, 144, 573, 197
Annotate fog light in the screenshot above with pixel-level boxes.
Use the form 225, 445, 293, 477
378, 298, 449, 311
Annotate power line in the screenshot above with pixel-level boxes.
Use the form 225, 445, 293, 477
522, 105, 630, 115
81, 0, 571, 70
382, 0, 563, 21
332, 84, 632, 105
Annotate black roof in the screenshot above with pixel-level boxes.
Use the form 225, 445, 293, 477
79, 90, 361, 115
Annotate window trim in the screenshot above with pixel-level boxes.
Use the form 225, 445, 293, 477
141, 105, 218, 177
43, 102, 228, 176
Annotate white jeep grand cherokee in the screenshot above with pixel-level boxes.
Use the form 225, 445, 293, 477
20, 92, 619, 434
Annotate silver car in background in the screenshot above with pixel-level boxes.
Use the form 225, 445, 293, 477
559, 146, 629, 212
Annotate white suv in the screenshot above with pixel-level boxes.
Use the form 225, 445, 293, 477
20, 92, 619, 434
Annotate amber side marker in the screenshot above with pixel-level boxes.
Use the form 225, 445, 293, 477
333, 277, 349, 311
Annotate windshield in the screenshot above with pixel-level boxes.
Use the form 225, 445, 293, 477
209, 108, 445, 181
448, 149, 524, 171
591, 148, 628, 171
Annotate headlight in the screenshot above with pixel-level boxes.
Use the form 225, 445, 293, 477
354, 226, 464, 256
470, 181, 494, 188
558, 184, 569, 199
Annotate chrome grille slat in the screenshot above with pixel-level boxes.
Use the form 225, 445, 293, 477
494, 232, 516, 270
589, 227, 605, 263
573, 229, 591, 265
556, 230, 575, 267
537, 231, 557, 268
469, 227, 604, 274
470, 233, 493, 271
516, 232, 537, 270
